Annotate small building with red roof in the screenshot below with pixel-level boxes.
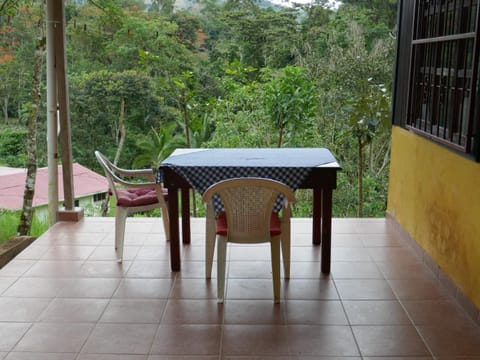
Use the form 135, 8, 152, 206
0, 163, 108, 218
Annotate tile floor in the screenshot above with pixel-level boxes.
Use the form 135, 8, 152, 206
0, 217, 479, 359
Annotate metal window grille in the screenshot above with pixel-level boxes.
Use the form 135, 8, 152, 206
407, 0, 480, 154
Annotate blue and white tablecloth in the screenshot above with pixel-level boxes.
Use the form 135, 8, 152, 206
160, 148, 337, 211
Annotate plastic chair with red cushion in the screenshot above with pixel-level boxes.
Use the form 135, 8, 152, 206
202, 177, 296, 303
95, 151, 169, 262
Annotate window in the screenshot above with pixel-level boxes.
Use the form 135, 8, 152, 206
93, 192, 107, 202
406, 0, 480, 157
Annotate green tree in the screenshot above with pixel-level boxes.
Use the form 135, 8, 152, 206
70, 69, 161, 169
132, 123, 185, 169
264, 66, 318, 147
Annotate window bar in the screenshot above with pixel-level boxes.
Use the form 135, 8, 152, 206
466, 1, 480, 151
456, 36, 470, 147
432, 42, 442, 136
416, 1, 424, 39
443, 37, 455, 139
443, 0, 458, 140
424, 1, 435, 131
407, 2, 419, 127
450, 0, 466, 143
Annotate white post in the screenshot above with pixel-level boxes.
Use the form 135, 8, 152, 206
46, 0, 58, 225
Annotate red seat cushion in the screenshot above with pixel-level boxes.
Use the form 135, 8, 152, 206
215, 211, 281, 236
116, 188, 167, 207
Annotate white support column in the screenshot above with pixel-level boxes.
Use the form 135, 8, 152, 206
46, 0, 58, 225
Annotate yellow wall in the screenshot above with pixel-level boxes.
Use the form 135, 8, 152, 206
388, 126, 480, 308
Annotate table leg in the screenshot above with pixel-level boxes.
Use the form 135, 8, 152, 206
321, 189, 333, 274
168, 187, 181, 271
181, 187, 190, 244
312, 188, 322, 245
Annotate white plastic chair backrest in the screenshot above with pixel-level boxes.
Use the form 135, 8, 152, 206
95, 150, 121, 201
202, 178, 296, 243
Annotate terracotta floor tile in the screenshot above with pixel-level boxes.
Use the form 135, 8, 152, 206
2, 277, 70, 298
388, 278, 451, 300
126, 260, 173, 279
285, 300, 348, 325
287, 325, 359, 356
14, 322, 93, 353
177, 260, 216, 279
80, 261, 132, 278
82, 323, 157, 354
343, 300, 412, 325
136, 246, 171, 261
88, 246, 141, 261
290, 246, 323, 262
150, 325, 221, 355
417, 324, 480, 357
147, 354, 217, 360
0, 297, 51, 322
57, 278, 121, 298
221, 324, 289, 356
223, 299, 285, 324
100, 299, 167, 323
288, 261, 323, 279
23, 260, 84, 278
78, 354, 147, 360
161, 299, 223, 324
5, 353, 77, 359
228, 261, 273, 278
40, 245, 96, 261
402, 299, 478, 328
113, 278, 174, 299
352, 325, 430, 357
0, 323, 32, 351
331, 247, 372, 262
226, 279, 277, 300
170, 278, 217, 299
38, 298, 107, 323
0, 218, 478, 359
335, 279, 396, 300
228, 244, 270, 261
283, 279, 339, 300
362, 357, 432, 360
331, 261, 383, 279
0, 260, 35, 277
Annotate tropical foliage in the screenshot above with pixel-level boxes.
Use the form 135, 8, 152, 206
0, 0, 397, 219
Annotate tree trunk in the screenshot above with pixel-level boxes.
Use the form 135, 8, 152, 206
358, 139, 364, 218
17, 33, 45, 236
277, 114, 284, 148
2, 96, 8, 124
101, 99, 126, 217
114, 98, 126, 165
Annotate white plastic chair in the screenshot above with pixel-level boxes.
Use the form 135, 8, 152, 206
202, 177, 296, 303
95, 151, 169, 262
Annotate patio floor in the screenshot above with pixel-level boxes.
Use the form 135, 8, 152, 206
0, 217, 479, 359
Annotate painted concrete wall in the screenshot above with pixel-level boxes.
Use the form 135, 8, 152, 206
387, 126, 480, 308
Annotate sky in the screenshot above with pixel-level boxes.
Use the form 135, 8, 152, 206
268, 0, 341, 9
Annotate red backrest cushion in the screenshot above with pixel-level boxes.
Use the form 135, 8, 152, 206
116, 188, 167, 207
215, 211, 281, 236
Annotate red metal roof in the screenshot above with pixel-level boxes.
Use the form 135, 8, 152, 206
0, 163, 108, 211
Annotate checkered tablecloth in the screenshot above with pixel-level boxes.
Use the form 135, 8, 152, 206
159, 148, 337, 212
167, 165, 311, 211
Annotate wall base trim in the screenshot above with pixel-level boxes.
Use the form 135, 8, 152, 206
386, 212, 480, 326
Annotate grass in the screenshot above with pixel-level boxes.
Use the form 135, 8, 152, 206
0, 210, 49, 244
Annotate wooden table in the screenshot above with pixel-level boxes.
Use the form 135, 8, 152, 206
160, 148, 341, 274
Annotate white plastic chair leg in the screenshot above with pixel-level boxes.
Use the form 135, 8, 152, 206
217, 236, 227, 303
115, 207, 128, 262
280, 209, 291, 279
205, 204, 216, 279
161, 207, 170, 241
270, 239, 281, 303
